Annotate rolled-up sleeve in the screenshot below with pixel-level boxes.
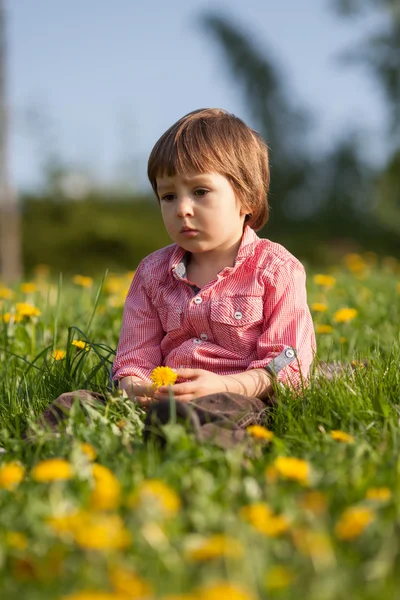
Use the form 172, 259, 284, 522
247, 260, 316, 390
112, 259, 164, 382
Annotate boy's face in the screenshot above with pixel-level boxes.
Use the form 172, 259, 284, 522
156, 172, 248, 259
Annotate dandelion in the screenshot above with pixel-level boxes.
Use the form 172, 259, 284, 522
335, 506, 375, 540
366, 487, 392, 502
313, 274, 336, 288
197, 581, 255, 600
292, 528, 334, 567
299, 491, 328, 515
246, 425, 274, 441
343, 253, 367, 275
333, 308, 358, 323
129, 479, 181, 517
80, 442, 97, 461
72, 275, 94, 288
0, 286, 14, 299
0, 462, 25, 490
396, 282, 400, 294
49, 510, 131, 550
239, 503, 290, 537
72, 340, 90, 351
5, 531, 28, 550
340, 336, 347, 344
330, 430, 355, 444
31, 458, 73, 482
265, 565, 295, 590
33, 263, 50, 278
273, 456, 310, 484
311, 302, 328, 312
186, 534, 244, 561
109, 565, 153, 597
15, 302, 41, 318
52, 349, 66, 360
315, 324, 333, 334
90, 463, 121, 511
20, 282, 37, 294
150, 366, 178, 389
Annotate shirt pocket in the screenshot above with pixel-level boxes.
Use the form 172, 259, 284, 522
210, 296, 264, 354
158, 306, 183, 333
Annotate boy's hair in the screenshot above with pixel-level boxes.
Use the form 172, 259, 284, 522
147, 108, 270, 230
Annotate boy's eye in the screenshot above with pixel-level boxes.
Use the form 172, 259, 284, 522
161, 194, 175, 202
194, 188, 208, 197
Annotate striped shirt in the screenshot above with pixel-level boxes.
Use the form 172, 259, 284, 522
112, 226, 316, 389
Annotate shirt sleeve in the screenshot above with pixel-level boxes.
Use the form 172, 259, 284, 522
112, 259, 164, 382
246, 260, 316, 390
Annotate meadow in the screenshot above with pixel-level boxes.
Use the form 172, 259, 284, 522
0, 252, 400, 600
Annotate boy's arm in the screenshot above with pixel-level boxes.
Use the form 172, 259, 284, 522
118, 376, 155, 402
112, 259, 164, 384
245, 259, 316, 391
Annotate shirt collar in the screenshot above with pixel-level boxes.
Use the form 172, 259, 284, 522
169, 225, 259, 278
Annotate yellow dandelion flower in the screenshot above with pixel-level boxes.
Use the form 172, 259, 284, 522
197, 581, 255, 600
1, 312, 23, 323
292, 528, 334, 566
49, 510, 131, 550
343, 253, 367, 275
186, 534, 244, 561
31, 458, 73, 482
333, 308, 358, 323
5, 531, 28, 550
90, 463, 121, 511
311, 302, 328, 312
80, 442, 97, 461
335, 506, 375, 540
52, 349, 66, 360
330, 430, 355, 444
73, 512, 131, 550
33, 263, 50, 278
72, 275, 94, 288
72, 340, 90, 351
265, 464, 278, 484
396, 282, 400, 294
0, 462, 25, 490
129, 479, 181, 517
0, 286, 14, 299
315, 324, 333, 334
239, 503, 289, 537
265, 565, 295, 590
150, 366, 178, 389
104, 277, 125, 295
340, 336, 347, 344
365, 487, 392, 502
109, 565, 153, 597
313, 274, 336, 288
299, 491, 328, 515
246, 425, 274, 441
15, 302, 41, 318
20, 283, 37, 294
273, 456, 310, 484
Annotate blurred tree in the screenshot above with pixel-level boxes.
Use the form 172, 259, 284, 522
331, 0, 400, 233
0, 0, 22, 282
200, 12, 373, 232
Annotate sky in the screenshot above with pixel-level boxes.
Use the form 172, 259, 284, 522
6, 0, 387, 193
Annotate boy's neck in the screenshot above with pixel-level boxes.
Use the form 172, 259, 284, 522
186, 238, 242, 273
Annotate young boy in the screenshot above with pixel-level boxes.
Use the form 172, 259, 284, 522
110, 108, 316, 446
37, 108, 316, 449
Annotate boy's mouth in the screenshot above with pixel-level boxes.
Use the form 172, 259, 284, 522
180, 226, 197, 233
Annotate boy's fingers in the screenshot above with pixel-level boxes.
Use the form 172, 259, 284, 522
174, 368, 201, 378
157, 382, 193, 395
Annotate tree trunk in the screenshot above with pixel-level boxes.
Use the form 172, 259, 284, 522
0, 0, 22, 283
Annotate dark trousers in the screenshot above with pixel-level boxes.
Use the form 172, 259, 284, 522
32, 390, 276, 450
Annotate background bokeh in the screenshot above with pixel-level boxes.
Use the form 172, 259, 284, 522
1, 0, 399, 278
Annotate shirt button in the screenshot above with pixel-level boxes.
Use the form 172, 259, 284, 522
193, 296, 202, 305
193, 338, 202, 344
200, 333, 208, 341
234, 311, 243, 320
285, 348, 296, 359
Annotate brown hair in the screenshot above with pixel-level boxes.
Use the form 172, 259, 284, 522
147, 108, 270, 230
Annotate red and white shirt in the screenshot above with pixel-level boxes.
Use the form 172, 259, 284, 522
112, 226, 316, 389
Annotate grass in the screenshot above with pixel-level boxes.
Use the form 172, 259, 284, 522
0, 252, 400, 600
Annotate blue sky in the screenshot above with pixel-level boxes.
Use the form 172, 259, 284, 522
7, 0, 386, 192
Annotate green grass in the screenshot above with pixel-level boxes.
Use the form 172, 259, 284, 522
0, 254, 400, 600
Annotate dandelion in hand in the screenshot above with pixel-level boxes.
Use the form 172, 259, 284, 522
150, 366, 177, 389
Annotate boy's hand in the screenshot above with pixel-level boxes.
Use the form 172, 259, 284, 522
154, 368, 228, 403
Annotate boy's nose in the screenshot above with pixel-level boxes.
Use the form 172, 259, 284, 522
176, 196, 194, 217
